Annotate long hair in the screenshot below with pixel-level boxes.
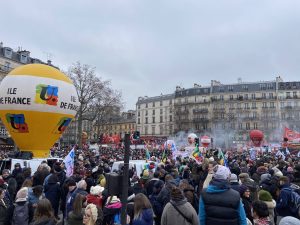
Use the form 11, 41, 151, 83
22, 179, 33, 188
73, 194, 86, 215
133, 193, 153, 220
33, 199, 55, 223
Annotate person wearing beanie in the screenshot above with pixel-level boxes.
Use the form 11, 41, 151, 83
258, 190, 276, 225
239, 172, 258, 201
6, 187, 34, 224
239, 185, 253, 223
230, 174, 241, 193
44, 174, 61, 218
199, 165, 247, 225
279, 216, 300, 225
161, 186, 199, 225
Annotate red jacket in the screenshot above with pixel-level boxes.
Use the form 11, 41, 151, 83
86, 194, 103, 208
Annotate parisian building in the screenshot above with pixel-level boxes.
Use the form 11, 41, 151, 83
136, 94, 175, 137
174, 77, 300, 147
0, 42, 56, 147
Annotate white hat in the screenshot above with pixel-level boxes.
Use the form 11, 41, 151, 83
90, 185, 104, 196
188, 133, 197, 139
213, 165, 230, 180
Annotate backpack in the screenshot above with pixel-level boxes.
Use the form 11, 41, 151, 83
12, 202, 29, 225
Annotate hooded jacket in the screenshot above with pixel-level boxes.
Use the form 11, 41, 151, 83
261, 200, 276, 225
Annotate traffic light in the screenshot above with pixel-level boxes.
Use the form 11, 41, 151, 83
133, 131, 140, 140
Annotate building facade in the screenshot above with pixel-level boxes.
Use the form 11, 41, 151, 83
0, 42, 57, 146
136, 94, 175, 137
173, 77, 300, 147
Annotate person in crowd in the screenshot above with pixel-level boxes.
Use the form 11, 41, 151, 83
2, 169, 17, 201
103, 196, 122, 225
83, 204, 98, 225
276, 176, 297, 222
86, 186, 104, 208
230, 173, 241, 192
33, 163, 51, 187
44, 174, 61, 219
258, 190, 276, 225
202, 161, 217, 189
132, 193, 153, 225
31, 199, 57, 225
239, 185, 253, 223
161, 186, 199, 225
12, 163, 24, 191
22, 179, 33, 188
156, 175, 175, 209
178, 179, 199, 212
7, 187, 34, 225
65, 179, 78, 219
67, 180, 88, 218
149, 180, 164, 225
146, 171, 160, 197
199, 165, 247, 225
0, 189, 8, 225
67, 194, 86, 225
28, 185, 45, 207
252, 200, 270, 225
239, 173, 258, 201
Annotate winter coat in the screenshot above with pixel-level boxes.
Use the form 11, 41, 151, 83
230, 182, 241, 193
33, 169, 50, 187
276, 185, 295, 217
241, 197, 253, 223
66, 210, 84, 225
199, 180, 247, 225
161, 199, 199, 225
261, 200, 276, 225
44, 178, 61, 216
133, 208, 153, 225
0, 200, 8, 225
86, 194, 103, 208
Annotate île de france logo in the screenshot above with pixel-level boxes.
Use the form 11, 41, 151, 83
6, 114, 29, 133
35, 84, 59, 106
53, 117, 72, 134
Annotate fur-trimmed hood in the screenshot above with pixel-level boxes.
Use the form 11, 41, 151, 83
262, 199, 276, 209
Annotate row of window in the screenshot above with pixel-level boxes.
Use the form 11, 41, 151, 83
138, 115, 172, 124
212, 122, 276, 130
137, 108, 172, 117
143, 125, 173, 135
137, 100, 173, 109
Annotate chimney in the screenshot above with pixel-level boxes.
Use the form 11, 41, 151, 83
47, 60, 52, 65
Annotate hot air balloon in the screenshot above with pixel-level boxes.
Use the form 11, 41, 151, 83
249, 130, 264, 147
0, 64, 79, 158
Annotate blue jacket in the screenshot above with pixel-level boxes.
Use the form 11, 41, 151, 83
199, 184, 247, 225
133, 208, 153, 225
276, 185, 295, 217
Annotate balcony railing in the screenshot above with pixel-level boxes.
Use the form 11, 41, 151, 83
193, 109, 209, 113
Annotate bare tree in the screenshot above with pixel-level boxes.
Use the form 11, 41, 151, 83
68, 62, 123, 147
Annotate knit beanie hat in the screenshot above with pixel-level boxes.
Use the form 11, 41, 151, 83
239, 185, 249, 196
229, 174, 238, 183
171, 186, 185, 202
213, 165, 230, 180
279, 216, 300, 225
260, 174, 271, 183
258, 190, 273, 202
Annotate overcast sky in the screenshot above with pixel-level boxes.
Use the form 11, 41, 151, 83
2, 0, 300, 110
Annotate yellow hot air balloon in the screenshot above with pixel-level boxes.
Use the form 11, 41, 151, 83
0, 64, 79, 158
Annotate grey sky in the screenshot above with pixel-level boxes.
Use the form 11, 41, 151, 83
2, 0, 300, 110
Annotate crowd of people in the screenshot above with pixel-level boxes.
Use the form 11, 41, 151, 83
0, 143, 299, 225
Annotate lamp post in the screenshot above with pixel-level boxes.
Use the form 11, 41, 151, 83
121, 133, 130, 225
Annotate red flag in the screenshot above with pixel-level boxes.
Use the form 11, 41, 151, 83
284, 127, 300, 141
